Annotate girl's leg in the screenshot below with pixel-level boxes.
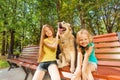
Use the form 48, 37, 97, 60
82, 65, 88, 80
82, 71, 87, 80
32, 69, 46, 80
48, 64, 61, 80
88, 72, 94, 80
86, 63, 97, 80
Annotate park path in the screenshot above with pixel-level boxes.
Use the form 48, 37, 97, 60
0, 67, 50, 80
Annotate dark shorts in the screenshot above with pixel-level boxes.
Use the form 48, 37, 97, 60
37, 61, 57, 71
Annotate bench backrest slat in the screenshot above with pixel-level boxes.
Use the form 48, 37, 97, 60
95, 42, 120, 48
93, 32, 120, 67
98, 61, 120, 67
95, 48, 120, 53
93, 36, 118, 42
18, 45, 39, 65
21, 53, 38, 56
96, 54, 120, 60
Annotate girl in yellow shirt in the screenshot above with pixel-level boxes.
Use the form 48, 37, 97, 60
32, 24, 61, 80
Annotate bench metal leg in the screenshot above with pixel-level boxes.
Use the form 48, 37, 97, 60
21, 66, 30, 80
29, 69, 35, 75
7, 61, 14, 71
7, 61, 19, 71
7, 61, 13, 71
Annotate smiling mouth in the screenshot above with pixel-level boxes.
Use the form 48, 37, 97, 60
58, 23, 66, 34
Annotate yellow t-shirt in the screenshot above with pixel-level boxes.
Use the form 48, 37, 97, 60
41, 38, 57, 62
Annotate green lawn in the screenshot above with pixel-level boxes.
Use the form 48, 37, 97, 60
0, 56, 9, 69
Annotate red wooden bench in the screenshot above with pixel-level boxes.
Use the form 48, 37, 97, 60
7, 32, 120, 80
7, 45, 39, 80
59, 32, 120, 80
92, 32, 120, 80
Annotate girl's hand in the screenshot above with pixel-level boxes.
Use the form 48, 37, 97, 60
71, 72, 81, 80
56, 27, 59, 39
42, 25, 46, 28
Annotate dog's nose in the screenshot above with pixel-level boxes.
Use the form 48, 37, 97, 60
59, 23, 62, 28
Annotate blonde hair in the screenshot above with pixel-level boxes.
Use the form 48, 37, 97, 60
37, 24, 54, 62
76, 29, 93, 44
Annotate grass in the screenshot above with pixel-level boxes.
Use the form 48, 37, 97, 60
0, 56, 9, 69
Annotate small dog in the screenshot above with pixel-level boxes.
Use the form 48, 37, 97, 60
57, 21, 76, 72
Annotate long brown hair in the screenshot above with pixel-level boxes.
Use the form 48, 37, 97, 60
37, 24, 54, 62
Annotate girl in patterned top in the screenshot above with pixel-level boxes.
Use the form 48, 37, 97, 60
72, 29, 98, 80
32, 24, 61, 80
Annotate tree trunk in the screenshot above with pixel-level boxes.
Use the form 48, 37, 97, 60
1, 31, 6, 56
8, 29, 15, 58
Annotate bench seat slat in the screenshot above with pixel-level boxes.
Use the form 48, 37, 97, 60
7, 59, 21, 64
18, 58, 37, 65
29, 65, 38, 70
93, 66, 120, 79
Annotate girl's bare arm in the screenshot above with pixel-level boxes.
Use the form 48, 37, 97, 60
73, 47, 83, 75
44, 29, 59, 50
82, 46, 93, 70
44, 39, 58, 50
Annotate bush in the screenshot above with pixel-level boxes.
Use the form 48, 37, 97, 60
0, 56, 9, 69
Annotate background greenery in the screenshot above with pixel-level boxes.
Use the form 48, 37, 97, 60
0, 0, 120, 57
0, 56, 9, 69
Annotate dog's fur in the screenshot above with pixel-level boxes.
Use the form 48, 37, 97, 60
57, 21, 76, 72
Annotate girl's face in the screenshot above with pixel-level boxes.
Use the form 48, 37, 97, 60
44, 27, 53, 37
78, 34, 89, 47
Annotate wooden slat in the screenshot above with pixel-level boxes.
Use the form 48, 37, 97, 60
95, 42, 120, 48
22, 49, 39, 52
60, 71, 73, 79
7, 59, 20, 64
22, 52, 38, 54
93, 33, 116, 38
93, 36, 118, 43
24, 45, 39, 48
18, 58, 37, 65
95, 48, 120, 53
93, 66, 120, 80
29, 64, 38, 70
22, 47, 39, 52
96, 54, 120, 60
21, 53, 38, 56
20, 56, 37, 59
98, 61, 120, 67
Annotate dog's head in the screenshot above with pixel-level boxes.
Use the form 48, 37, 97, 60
58, 21, 72, 36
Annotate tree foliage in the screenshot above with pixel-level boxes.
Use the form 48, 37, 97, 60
0, 0, 120, 55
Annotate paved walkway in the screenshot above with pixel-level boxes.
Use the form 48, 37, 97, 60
0, 67, 50, 80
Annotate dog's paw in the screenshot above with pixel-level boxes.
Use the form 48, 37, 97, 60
57, 60, 63, 68
70, 66, 75, 73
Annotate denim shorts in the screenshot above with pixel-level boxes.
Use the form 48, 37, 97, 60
37, 61, 57, 71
